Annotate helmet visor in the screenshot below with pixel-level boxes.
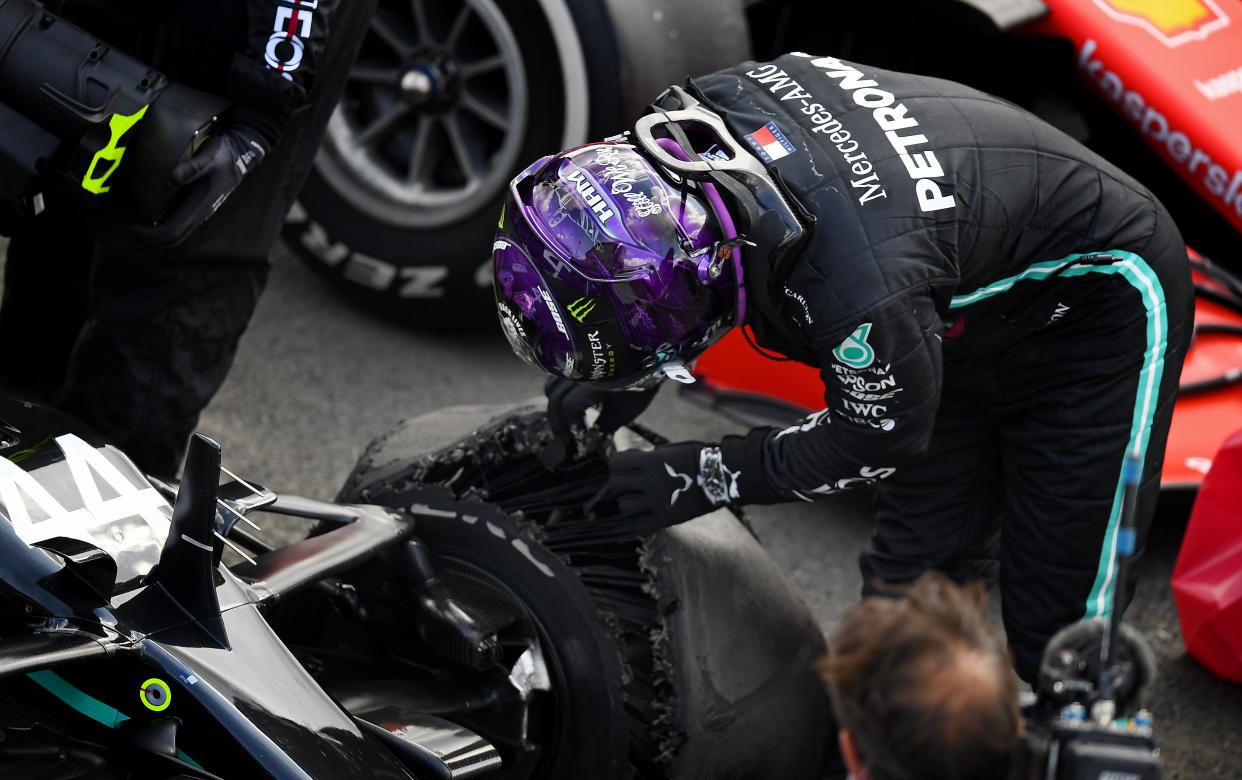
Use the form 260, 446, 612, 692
512, 145, 716, 285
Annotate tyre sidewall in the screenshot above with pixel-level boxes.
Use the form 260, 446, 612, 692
284, 0, 619, 324
375, 488, 631, 779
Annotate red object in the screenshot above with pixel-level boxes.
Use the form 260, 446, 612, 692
1172, 427, 1242, 682
1021, 0, 1242, 236
1162, 257, 1242, 487
692, 329, 823, 415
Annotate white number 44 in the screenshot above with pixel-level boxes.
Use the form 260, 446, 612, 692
0, 434, 170, 547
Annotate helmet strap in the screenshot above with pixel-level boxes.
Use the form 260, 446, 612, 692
635, 87, 812, 328
651, 135, 750, 327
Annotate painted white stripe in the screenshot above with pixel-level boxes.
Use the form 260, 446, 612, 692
410, 503, 457, 519
949, 251, 1170, 619
180, 533, 213, 552
1088, 257, 1165, 617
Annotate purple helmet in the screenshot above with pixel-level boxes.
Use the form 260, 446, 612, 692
492, 142, 743, 389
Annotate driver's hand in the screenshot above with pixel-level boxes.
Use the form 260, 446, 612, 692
585, 442, 723, 533
541, 376, 658, 467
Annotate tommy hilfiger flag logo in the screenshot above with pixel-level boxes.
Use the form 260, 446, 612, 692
744, 122, 795, 163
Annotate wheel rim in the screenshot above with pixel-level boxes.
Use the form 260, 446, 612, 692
432, 554, 579, 778
319, 0, 529, 229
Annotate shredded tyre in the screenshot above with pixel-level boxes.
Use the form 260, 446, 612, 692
339, 402, 835, 778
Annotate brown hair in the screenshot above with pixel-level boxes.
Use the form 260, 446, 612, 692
817, 571, 1021, 780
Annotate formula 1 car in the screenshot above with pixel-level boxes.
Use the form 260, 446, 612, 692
0, 395, 833, 778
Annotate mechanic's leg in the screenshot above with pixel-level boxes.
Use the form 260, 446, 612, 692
0, 210, 94, 402
57, 257, 268, 477
995, 265, 1191, 683
50, 0, 375, 477
863, 365, 1004, 594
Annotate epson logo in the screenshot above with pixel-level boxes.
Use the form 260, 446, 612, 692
563, 170, 617, 222
839, 373, 897, 392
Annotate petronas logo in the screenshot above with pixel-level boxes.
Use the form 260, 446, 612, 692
833, 322, 875, 368
567, 297, 598, 323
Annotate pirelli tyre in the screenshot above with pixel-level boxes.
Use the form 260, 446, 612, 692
378, 487, 630, 779
282, 0, 752, 326
338, 402, 836, 778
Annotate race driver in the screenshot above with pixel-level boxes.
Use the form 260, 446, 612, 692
490, 52, 1194, 682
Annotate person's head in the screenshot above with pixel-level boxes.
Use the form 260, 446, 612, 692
818, 572, 1022, 780
491, 137, 745, 390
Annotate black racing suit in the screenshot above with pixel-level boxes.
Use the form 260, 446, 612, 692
687, 53, 1194, 680
0, 0, 375, 476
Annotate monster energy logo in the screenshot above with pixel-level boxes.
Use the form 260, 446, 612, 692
81, 105, 150, 194
567, 297, 598, 322
833, 322, 875, 368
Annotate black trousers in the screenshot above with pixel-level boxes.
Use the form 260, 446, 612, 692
860, 231, 1193, 682
0, 0, 375, 476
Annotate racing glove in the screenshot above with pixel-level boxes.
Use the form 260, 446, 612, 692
541, 376, 659, 467
587, 430, 782, 534
131, 124, 269, 247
